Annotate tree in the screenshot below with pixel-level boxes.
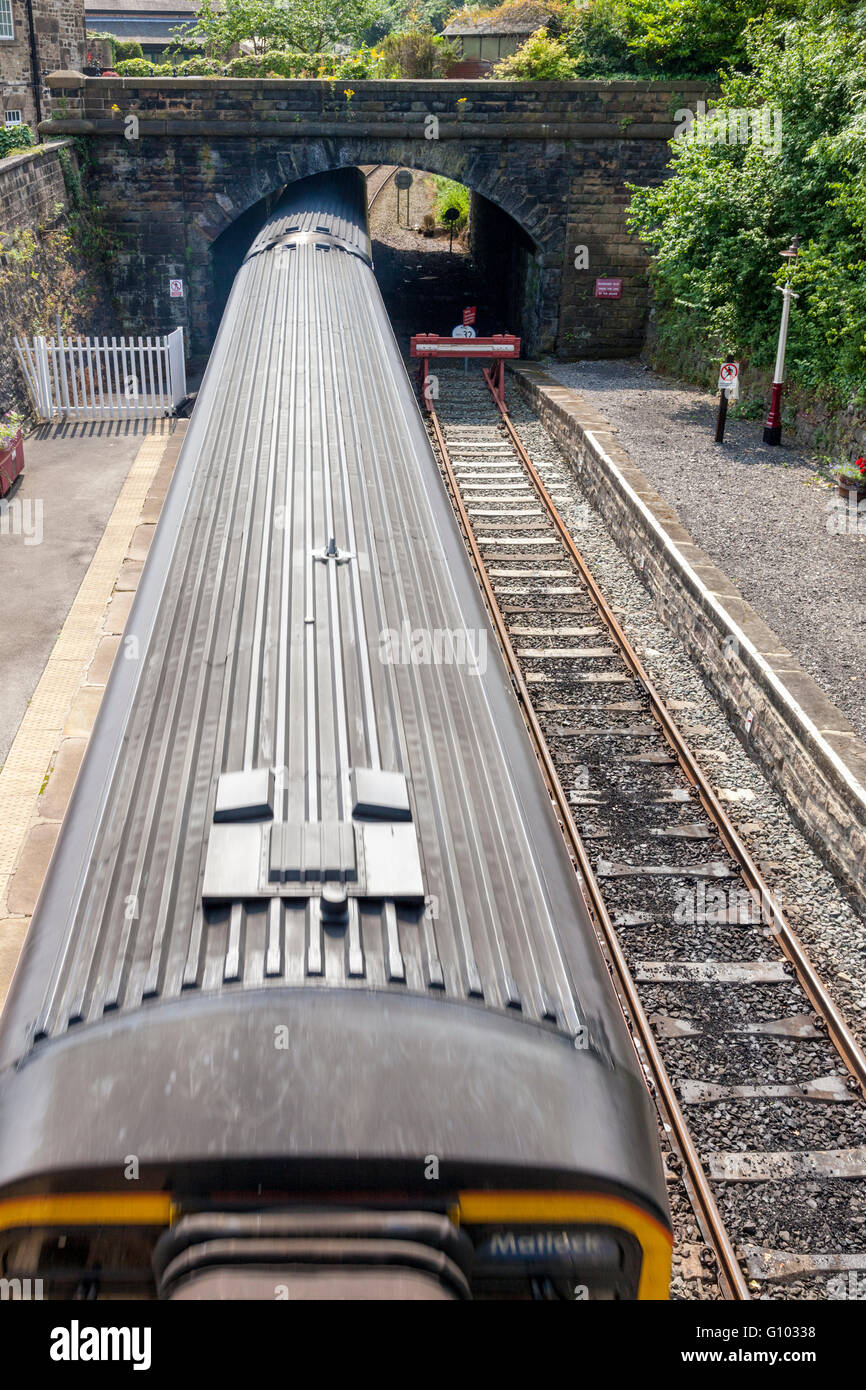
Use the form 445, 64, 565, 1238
560, 0, 638, 78
626, 5, 866, 395
367, 0, 454, 41
560, 0, 819, 81
622, 0, 803, 77
376, 22, 457, 75
183, 0, 388, 58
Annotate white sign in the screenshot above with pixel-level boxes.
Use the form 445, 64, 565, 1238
169, 279, 184, 299
717, 361, 739, 390
452, 324, 477, 338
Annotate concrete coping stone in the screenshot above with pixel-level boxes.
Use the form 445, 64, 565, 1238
46, 72, 712, 94
38, 117, 682, 143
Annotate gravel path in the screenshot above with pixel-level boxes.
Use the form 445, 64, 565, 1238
543, 359, 866, 741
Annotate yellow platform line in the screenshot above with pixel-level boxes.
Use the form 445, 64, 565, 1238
0, 427, 174, 915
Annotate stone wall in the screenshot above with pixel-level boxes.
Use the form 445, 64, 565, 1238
0, 139, 71, 232
32, 0, 86, 77
512, 362, 866, 908
40, 75, 710, 361
0, 139, 117, 417
0, 140, 72, 412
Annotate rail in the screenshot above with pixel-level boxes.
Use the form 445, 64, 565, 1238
427, 364, 866, 1298
424, 379, 792, 1300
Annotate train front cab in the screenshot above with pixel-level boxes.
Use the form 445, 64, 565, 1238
0, 1187, 672, 1300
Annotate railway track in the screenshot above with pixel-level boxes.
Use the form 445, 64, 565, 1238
425, 363, 866, 1301
363, 163, 397, 209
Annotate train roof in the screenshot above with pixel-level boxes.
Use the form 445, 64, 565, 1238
5, 173, 598, 1047
0, 171, 665, 1215
1, 168, 621, 1053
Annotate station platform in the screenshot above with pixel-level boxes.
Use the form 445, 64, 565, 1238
0, 421, 186, 1007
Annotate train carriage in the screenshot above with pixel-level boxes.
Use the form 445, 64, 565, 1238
0, 169, 670, 1300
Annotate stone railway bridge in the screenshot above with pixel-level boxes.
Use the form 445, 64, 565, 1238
43, 75, 708, 360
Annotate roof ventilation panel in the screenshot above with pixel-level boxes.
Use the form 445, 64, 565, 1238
214, 768, 275, 822
350, 768, 411, 821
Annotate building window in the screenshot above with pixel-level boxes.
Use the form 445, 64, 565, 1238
4, 111, 23, 127
0, 0, 13, 41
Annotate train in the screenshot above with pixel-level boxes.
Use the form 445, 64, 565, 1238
0, 168, 671, 1300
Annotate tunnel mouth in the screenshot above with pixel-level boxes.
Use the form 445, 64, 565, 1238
207, 166, 540, 360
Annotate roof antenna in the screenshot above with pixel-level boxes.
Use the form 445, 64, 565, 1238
313, 535, 354, 565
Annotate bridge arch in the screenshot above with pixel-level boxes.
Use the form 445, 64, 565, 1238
195, 138, 548, 258
205, 148, 545, 352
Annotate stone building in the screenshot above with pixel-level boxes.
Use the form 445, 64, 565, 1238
0, 0, 87, 132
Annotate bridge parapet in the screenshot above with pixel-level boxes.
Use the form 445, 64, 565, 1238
44, 74, 706, 138
42, 74, 711, 360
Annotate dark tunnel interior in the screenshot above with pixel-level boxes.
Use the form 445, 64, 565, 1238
208, 171, 540, 360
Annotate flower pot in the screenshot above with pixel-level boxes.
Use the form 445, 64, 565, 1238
0, 429, 24, 498
837, 479, 866, 504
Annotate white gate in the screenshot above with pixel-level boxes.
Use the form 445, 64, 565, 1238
15, 328, 187, 422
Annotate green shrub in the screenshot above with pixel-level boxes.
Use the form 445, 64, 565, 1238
311, 54, 342, 76
175, 56, 223, 75
554, 0, 809, 82
113, 40, 144, 62
333, 46, 377, 79
616, 0, 802, 81
561, 0, 639, 78
226, 50, 312, 78
0, 125, 35, 159
433, 176, 470, 229
115, 56, 212, 77
114, 57, 157, 76
493, 27, 579, 80
626, 6, 866, 399
375, 26, 456, 77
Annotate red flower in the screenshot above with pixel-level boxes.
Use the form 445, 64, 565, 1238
857, 456, 866, 474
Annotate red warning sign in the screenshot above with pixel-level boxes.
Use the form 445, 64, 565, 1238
718, 361, 740, 388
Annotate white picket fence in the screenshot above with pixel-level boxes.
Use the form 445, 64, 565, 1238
15, 328, 187, 422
